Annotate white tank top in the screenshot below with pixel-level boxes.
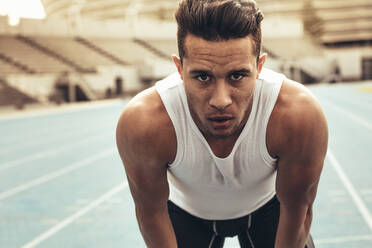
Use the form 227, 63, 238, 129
155, 68, 285, 220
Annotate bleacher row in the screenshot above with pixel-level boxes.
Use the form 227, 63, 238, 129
41, 0, 372, 47
0, 35, 178, 75
0, 78, 37, 106
258, 0, 372, 46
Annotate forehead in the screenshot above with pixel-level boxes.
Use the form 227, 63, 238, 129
183, 34, 256, 70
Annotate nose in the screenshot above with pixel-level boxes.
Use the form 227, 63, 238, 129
209, 81, 232, 111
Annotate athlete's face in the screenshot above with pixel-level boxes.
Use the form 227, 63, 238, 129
173, 34, 266, 139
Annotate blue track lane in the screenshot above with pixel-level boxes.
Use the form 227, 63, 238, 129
0, 82, 371, 248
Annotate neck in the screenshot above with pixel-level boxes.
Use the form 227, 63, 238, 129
204, 99, 254, 158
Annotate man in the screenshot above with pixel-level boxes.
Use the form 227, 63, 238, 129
116, 0, 328, 247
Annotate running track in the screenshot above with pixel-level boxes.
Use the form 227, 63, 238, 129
0, 81, 371, 248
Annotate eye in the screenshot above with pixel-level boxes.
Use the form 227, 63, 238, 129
196, 74, 210, 82
229, 73, 244, 81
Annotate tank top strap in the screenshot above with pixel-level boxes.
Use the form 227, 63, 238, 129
255, 68, 285, 165
155, 72, 186, 166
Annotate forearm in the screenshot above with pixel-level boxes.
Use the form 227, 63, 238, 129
136, 207, 177, 248
275, 207, 312, 248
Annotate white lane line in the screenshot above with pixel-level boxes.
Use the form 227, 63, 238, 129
330, 95, 372, 111
323, 100, 372, 131
361, 189, 372, 195
0, 123, 111, 157
0, 121, 86, 151
0, 98, 125, 121
0, 148, 116, 201
21, 182, 128, 248
315, 234, 372, 244
0, 132, 111, 172
327, 150, 372, 231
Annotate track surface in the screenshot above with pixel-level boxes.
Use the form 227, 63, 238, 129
0, 81, 371, 248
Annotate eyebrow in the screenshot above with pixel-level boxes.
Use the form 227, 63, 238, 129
189, 69, 212, 75
188, 68, 252, 76
228, 69, 252, 75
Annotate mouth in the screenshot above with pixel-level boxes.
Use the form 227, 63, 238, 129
207, 116, 234, 129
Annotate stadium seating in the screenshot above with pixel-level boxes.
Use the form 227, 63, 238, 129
258, 0, 372, 46
33, 36, 116, 68
0, 56, 26, 74
0, 36, 73, 73
144, 39, 178, 59
0, 78, 37, 107
89, 38, 171, 64
0, 0, 370, 107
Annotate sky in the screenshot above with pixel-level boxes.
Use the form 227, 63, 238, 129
0, 0, 45, 25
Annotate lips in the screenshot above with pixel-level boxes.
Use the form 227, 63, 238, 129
207, 115, 234, 128
208, 116, 233, 122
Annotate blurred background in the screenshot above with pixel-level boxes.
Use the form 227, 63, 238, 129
0, 1, 371, 248
0, 0, 371, 109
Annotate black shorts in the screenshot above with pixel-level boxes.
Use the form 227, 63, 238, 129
167, 196, 315, 248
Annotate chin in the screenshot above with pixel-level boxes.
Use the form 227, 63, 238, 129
211, 133, 231, 138
208, 129, 234, 138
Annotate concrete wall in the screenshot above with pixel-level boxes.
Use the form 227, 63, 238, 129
0, 16, 176, 40
4, 65, 138, 102
1, 15, 371, 84
262, 17, 303, 39
325, 46, 372, 81
5, 74, 57, 103
0, 14, 302, 40
139, 59, 175, 80
83, 65, 139, 93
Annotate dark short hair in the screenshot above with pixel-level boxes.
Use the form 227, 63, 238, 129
175, 0, 263, 63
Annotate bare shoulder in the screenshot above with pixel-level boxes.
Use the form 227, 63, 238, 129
116, 86, 176, 167
267, 78, 328, 160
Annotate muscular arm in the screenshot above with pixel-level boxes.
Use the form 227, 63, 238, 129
270, 81, 328, 248
116, 89, 177, 248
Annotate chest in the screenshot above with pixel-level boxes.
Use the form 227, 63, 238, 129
170, 131, 276, 187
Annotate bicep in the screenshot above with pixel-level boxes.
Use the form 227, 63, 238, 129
124, 160, 169, 212
275, 97, 328, 209
116, 109, 170, 212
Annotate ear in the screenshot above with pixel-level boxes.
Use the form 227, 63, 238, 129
172, 55, 183, 80
256, 53, 267, 78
